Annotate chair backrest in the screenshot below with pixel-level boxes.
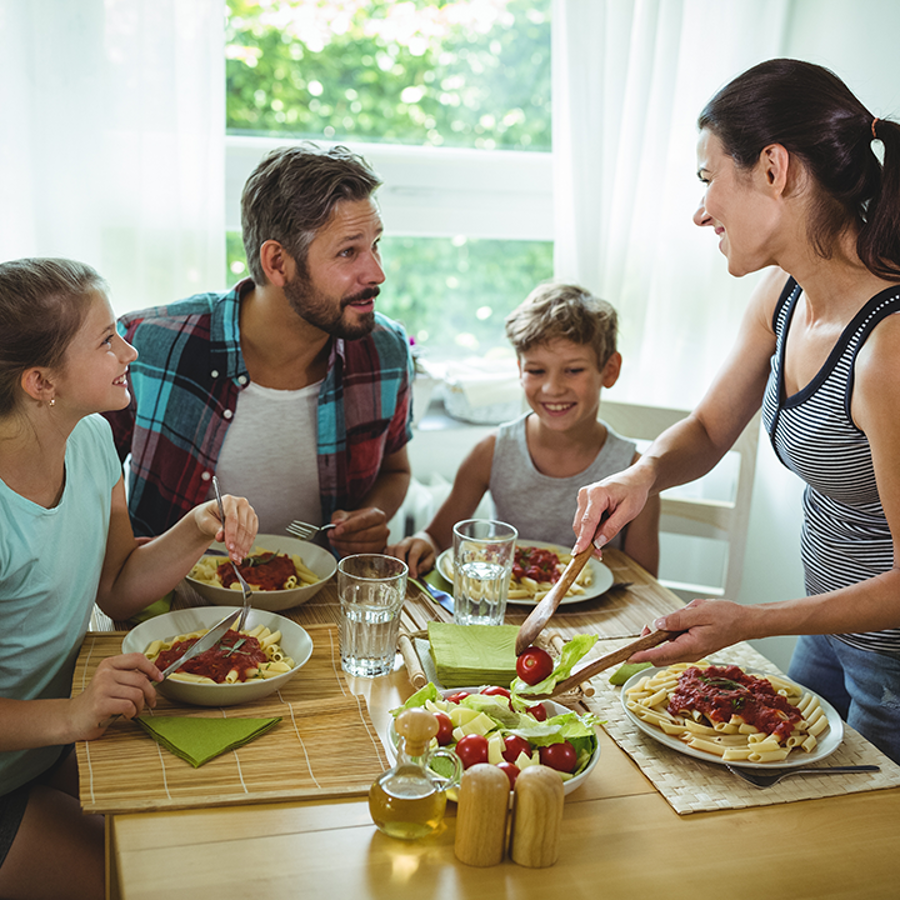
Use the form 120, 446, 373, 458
599, 400, 761, 602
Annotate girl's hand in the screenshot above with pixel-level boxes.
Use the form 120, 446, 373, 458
70, 653, 162, 741
196, 494, 258, 561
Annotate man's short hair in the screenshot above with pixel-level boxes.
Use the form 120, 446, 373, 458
240, 143, 382, 284
504, 282, 618, 368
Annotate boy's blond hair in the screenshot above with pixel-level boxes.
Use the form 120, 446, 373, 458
504, 283, 618, 368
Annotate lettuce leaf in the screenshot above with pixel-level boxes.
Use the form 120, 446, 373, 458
511, 633, 598, 704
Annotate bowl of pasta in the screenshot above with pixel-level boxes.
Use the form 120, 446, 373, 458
122, 606, 314, 706
185, 534, 337, 612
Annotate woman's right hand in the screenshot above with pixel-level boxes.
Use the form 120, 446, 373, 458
386, 532, 438, 579
572, 468, 653, 555
69, 653, 162, 741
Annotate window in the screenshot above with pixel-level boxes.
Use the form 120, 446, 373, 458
224, 0, 552, 359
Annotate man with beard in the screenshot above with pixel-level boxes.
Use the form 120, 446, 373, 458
104, 145, 413, 557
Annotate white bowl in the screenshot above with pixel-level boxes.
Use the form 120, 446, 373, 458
122, 606, 313, 707
388, 686, 601, 797
185, 534, 337, 612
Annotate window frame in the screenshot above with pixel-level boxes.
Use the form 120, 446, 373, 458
225, 135, 553, 242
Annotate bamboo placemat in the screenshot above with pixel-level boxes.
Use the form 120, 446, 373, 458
581, 638, 900, 815
73, 624, 390, 815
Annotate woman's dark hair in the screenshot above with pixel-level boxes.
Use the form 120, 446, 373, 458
241, 143, 382, 285
699, 58, 900, 279
0, 258, 106, 417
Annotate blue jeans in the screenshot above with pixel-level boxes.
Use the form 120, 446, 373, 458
788, 633, 900, 764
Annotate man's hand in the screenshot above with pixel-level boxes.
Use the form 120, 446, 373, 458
328, 507, 390, 556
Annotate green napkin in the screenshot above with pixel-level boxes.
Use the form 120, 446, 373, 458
134, 715, 281, 767
427, 622, 519, 688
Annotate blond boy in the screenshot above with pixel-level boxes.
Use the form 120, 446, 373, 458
388, 283, 659, 577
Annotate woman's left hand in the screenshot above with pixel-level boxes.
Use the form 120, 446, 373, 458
628, 598, 755, 666
196, 494, 258, 561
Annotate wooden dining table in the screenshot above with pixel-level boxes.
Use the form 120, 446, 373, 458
82, 548, 900, 900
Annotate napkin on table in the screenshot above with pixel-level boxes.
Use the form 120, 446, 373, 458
427, 622, 520, 688
134, 715, 281, 767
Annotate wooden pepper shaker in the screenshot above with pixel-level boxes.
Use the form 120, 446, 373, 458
454, 763, 510, 866
510, 765, 565, 867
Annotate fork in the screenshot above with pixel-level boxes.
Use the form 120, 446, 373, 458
726, 763, 879, 788
286, 520, 338, 541
212, 476, 253, 631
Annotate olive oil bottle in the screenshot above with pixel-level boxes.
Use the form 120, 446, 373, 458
369, 707, 462, 840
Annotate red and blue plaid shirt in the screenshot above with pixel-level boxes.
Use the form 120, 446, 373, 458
105, 280, 414, 537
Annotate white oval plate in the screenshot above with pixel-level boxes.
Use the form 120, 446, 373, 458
620, 665, 843, 769
388, 686, 601, 795
122, 606, 314, 707
436, 540, 613, 606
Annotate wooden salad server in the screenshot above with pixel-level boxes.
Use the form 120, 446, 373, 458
514, 544, 595, 656
523, 629, 679, 700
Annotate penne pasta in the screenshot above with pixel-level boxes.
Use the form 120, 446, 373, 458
624, 661, 829, 764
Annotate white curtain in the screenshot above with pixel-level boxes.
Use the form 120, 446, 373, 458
551, 0, 793, 408
0, 0, 225, 315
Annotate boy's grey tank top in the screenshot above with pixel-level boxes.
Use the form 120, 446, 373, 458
488, 413, 636, 547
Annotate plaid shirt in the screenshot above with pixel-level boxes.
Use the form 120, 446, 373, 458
105, 281, 414, 537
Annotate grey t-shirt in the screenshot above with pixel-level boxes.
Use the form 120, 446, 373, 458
488, 413, 636, 547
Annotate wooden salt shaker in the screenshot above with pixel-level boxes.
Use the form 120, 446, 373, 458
509, 765, 565, 867
454, 763, 510, 866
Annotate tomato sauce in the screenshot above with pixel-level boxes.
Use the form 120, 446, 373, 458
220, 552, 297, 591
667, 665, 803, 742
512, 546, 561, 583
154, 630, 268, 683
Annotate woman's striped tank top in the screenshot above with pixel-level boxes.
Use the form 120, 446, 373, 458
762, 277, 900, 653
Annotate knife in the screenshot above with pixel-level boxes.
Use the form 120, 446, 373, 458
410, 576, 454, 614
155, 610, 238, 681
98, 610, 237, 728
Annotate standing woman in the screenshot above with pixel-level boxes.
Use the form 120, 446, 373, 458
572, 59, 900, 762
0, 258, 257, 900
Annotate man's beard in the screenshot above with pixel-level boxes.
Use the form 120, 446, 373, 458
283, 268, 378, 340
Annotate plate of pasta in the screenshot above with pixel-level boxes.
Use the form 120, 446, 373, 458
186, 534, 337, 612
122, 606, 314, 706
620, 662, 843, 769
436, 540, 613, 606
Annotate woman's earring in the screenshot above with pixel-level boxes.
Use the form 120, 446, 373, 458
49, 398, 56, 407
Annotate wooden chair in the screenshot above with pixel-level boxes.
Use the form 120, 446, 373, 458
599, 400, 761, 602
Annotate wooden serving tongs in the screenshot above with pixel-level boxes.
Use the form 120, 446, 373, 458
513, 523, 681, 698
518, 629, 678, 700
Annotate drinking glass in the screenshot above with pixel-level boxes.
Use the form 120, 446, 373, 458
338, 554, 408, 677
452, 519, 518, 626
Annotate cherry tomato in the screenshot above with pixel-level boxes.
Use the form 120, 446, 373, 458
502, 734, 532, 764
496, 761, 520, 789
539, 740, 577, 773
434, 712, 453, 746
516, 646, 554, 685
454, 733, 489, 769
526, 703, 548, 722
445, 691, 471, 704
480, 686, 511, 698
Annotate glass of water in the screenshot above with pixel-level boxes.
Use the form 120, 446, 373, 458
338, 554, 408, 677
452, 519, 518, 627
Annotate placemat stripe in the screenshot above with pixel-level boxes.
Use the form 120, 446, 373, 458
74, 624, 388, 815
